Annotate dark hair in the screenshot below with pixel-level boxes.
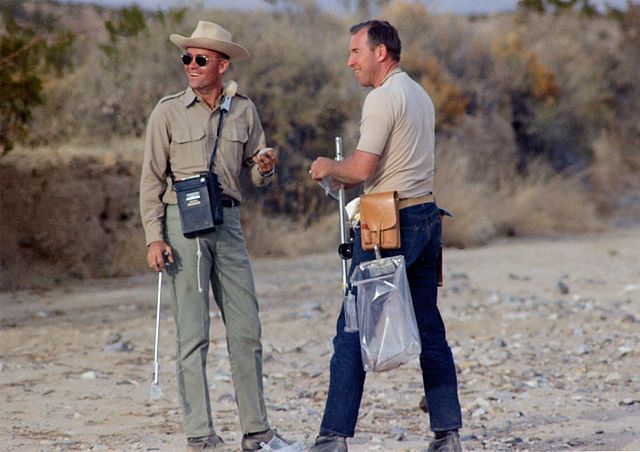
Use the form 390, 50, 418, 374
349, 20, 401, 62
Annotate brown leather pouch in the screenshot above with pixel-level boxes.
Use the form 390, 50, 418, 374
360, 191, 401, 251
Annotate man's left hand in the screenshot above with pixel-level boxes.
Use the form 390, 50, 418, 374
253, 148, 278, 175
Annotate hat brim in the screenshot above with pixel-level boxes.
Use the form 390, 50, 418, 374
170, 34, 249, 60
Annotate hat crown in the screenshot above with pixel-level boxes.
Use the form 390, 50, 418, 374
190, 21, 232, 43
169, 21, 249, 60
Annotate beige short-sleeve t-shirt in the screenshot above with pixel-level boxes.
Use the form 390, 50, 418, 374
356, 69, 436, 199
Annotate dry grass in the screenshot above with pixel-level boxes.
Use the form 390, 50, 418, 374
436, 148, 605, 249
242, 207, 338, 258
492, 161, 605, 236
0, 135, 614, 290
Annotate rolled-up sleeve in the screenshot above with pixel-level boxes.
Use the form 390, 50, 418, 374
140, 104, 170, 245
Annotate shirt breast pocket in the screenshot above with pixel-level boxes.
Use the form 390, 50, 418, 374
222, 122, 248, 147
171, 126, 206, 171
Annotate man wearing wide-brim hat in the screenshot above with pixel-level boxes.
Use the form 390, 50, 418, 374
140, 20, 287, 451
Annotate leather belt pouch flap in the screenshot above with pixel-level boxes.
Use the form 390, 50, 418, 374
360, 191, 401, 251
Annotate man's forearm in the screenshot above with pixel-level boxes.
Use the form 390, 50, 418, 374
311, 150, 379, 183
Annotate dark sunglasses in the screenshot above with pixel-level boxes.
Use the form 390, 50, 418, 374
181, 53, 224, 67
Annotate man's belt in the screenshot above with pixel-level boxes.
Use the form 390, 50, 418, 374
399, 192, 434, 209
220, 195, 240, 208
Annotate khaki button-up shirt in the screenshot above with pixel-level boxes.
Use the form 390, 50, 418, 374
140, 84, 271, 245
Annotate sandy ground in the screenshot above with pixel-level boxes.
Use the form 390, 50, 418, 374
1, 227, 640, 451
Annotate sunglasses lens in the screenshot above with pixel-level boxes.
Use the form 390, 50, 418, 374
181, 53, 193, 65
195, 55, 208, 67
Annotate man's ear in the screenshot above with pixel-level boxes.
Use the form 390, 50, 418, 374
376, 43, 388, 62
219, 59, 230, 75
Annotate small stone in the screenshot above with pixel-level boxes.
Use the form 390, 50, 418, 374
557, 280, 570, 294
217, 393, 235, 403
81, 370, 97, 379
618, 346, 633, 357
475, 397, 491, 408
605, 372, 621, 384
106, 333, 121, 344
389, 426, 407, 441
102, 341, 131, 352
574, 344, 590, 355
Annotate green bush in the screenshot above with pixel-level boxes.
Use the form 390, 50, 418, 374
0, 1, 73, 153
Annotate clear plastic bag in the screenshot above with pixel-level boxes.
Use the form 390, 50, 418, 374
343, 292, 359, 333
350, 255, 421, 372
258, 434, 306, 451
316, 176, 340, 200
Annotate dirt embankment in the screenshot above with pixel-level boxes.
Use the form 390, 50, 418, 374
0, 151, 146, 290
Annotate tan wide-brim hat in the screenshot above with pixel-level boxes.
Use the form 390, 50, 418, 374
170, 21, 249, 60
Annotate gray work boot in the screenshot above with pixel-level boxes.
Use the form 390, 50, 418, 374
241, 428, 290, 451
186, 433, 225, 451
427, 430, 462, 452
309, 434, 348, 452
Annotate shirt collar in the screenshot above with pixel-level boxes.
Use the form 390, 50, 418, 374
182, 86, 225, 110
381, 67, 403, 86
183, 87, 198, 107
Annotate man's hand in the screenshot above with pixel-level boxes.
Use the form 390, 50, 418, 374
253, 148, 278, 175
309, 150, 379, 184
147, 241, 174, 272
309, 157, 336, 181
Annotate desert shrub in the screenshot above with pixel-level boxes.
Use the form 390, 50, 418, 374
491, 160, 604, 237
30, 5, 356, 222
502, 12, 617, 171
436, 144, 604, 248
3, 0, 635, 288
600, 4, 640, 202
29, 6, 187, 143
0, 1, 74, 153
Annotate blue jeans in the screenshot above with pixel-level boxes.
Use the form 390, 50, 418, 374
319, 202, 462, 437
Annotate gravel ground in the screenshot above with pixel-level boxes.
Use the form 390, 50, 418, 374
1, 227, 639, 451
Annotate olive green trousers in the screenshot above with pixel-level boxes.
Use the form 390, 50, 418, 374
165, 204, 269, 439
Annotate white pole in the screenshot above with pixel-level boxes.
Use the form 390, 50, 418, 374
335, 137, 348, 294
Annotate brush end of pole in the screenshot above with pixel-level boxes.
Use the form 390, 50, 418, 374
149, 382, 164, 400
149, 362, 163, 400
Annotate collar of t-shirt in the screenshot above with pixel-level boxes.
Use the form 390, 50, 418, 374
380, 68, 403, 87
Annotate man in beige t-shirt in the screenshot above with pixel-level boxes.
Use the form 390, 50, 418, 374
356, 66, 435, 199
309, 20, 462, 452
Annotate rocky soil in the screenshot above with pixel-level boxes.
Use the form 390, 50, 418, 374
1, 227, 639, 451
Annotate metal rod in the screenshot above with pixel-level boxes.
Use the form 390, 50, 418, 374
335, 136, 348, 294
153, 271, 162, 384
